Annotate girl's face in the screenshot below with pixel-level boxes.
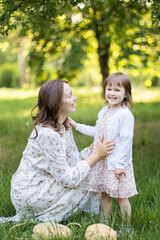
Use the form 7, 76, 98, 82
60, 83, 77, 115
105, 84, 126, 108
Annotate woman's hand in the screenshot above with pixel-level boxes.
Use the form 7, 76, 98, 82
95, 137, 115, 159
68, 117, 77, 129
86, 137, 114, 168
89, 143, 94, 152
115, 168, 126, 180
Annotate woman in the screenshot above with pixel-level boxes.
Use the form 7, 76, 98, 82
1, 80, 114, 223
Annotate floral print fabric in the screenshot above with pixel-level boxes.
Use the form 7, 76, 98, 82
10, 125, 100, 223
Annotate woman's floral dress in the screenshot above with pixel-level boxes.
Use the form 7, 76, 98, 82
9, 125, 99, 223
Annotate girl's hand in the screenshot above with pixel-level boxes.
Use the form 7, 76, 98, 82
95, 137, 115, 159
115, 168, 126, 180
68, 117, 77, 129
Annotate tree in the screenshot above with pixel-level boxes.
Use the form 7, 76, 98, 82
0, 0, 159, 85
0, 0, 79, 85
59, 0, 160, 82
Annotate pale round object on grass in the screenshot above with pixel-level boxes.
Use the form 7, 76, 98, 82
32, 222, 72, 239
85, 223, 117, 240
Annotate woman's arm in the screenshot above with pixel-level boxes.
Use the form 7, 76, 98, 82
39, 130, 89, 187
86, 138, 115, 168
38, 129, 114, 188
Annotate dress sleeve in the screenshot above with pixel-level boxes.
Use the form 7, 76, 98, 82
65, 127, 81, 166
38, 130, 91, 188
115, 111, 134, 169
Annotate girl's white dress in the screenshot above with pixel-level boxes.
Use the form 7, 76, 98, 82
4, 125, 100, 223
76, 106, 138, 199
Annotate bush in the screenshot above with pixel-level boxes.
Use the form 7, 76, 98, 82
151, 76, 159, 87
144, 76, 160, 88
0, 64, 19, 88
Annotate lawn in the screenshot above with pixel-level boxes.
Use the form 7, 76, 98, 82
0, 86, 160, 239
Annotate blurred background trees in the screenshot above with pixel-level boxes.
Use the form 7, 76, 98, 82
0, 0, 159, 88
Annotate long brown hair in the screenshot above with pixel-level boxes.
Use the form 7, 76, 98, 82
103, 72, 133, 108
31, 79, 69, 138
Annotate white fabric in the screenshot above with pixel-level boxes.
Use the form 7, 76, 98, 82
6, 125, 100, 223
76, 108, 105, 137
76, 105, 134, 170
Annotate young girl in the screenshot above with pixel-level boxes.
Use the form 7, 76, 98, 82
69, 72, 138, 225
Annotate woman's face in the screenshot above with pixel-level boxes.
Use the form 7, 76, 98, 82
60, 83, 77, 115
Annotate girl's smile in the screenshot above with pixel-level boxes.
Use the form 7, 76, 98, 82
105, 85, 126, 108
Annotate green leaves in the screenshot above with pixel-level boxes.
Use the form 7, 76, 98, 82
0, 0, 159, 84
0, 0, 76, 35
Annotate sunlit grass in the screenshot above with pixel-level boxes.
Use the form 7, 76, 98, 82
0, 86, 159, 126
132, 86, 160, 102
0, 85, 160, 102
0, 88, 38, 100
73, 85, 160, 103
0, 110, 32, 119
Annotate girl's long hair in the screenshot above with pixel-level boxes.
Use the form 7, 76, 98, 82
103, 72, 133, 108
31, 79, 69, 138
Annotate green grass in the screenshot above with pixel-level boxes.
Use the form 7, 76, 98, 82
0, 86, 160, 239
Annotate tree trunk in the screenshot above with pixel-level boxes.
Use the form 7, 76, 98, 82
97, 41, 110, 83
18, 37, 27, 88
92, 6, 111, 84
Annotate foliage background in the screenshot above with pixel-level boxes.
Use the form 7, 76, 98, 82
0, 0, 159, 88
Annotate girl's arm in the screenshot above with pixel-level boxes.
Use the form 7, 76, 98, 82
68, 116, 95, 137
68, 106, 107, 137
68, 117, 77, 129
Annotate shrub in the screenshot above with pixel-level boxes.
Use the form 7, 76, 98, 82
151, 76, 159, 87
0, 64, 19, 88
